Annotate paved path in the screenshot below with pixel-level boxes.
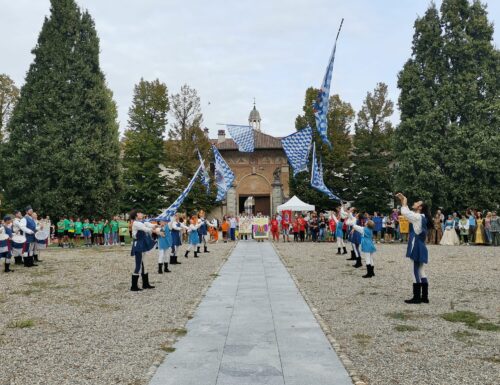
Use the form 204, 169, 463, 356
150, 241, 352, 385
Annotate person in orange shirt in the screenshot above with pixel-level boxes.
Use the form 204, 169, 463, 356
221, 216, 230, 243
297, 215, 306, 242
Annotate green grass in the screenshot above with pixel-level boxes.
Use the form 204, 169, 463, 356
7, 319, 35, 329
161, 345, 176, 353
386, 311, 414, 321
441, 310, 499, 332
469, 322, 500, 332
11, 288, 42, 296
353, 333, 372, 347
395, 324, 419, 332
441, 310, 481, 324
482, 356, 500, 364
453, 330, 478, 343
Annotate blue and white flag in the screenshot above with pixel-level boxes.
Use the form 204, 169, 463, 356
197, 149, 210, 193
281, 126, 313, 176
310, 142, 341, 201
158, 165, 203, 220
227, 125, 254, 152
212, 144, 235, 202
313, 19, 344, 149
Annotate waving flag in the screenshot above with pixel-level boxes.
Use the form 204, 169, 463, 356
197, 149, 210, 193
313, 19, 344, 149
311, 143, 341, 201
281, 126, 313, 176
158, 165, 203, 220
227, 125, 254, 152
213, 145, 235, 201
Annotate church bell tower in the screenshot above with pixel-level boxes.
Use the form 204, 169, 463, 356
248, 100, 261, 132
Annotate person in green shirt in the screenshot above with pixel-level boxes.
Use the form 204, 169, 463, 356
92, 220, 99, 246
103, 219, 111, 246
67, 217, 75, 248
83, 219, 92, 247
97, 220, 104, 246
57, 218, 65, 248
62, 215, 71, 248
74, 218, 83, 247
118, 218, 129, 245
110, 216, 119, 246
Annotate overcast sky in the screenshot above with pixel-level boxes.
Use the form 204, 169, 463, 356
1, 0, 499, 138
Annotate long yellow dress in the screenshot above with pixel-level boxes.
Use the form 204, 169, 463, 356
475, 218, 485, 244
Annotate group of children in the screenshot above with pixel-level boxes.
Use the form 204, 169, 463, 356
55, 216, 129, 248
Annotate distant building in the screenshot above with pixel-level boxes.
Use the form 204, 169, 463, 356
209, 103, 289, 217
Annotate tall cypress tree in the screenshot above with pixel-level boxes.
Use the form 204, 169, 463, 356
121, 79, 169, 214
395, 0, 499, 210
351, 83, 394, 213
291, 87, 354, 209
3, 0, 121, 218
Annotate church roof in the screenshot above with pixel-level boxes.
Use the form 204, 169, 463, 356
212, 130, 282, 150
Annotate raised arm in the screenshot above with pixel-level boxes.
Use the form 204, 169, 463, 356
352, 224, 364, 234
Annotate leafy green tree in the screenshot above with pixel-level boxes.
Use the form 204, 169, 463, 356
291, 88, 354, 210
351, 82, 394, 213
165, 85, 215, 215
121, 79, 169, 214
395, 0, 499, 210
0, 74, 19, 141
2, 0, 121, 218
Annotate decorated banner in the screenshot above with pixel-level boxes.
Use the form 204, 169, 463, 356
311, 142, 341, 201
252, 216, 270, 239
157, 165, 203, 220
197, 149, 210, 193
313, 19, 344, 149
281, 126, 313, 176
212, 145, 235, 202
227, 124, 254, 152
281, 210, 292, 225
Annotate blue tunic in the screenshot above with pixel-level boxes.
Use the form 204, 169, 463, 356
171, 223, 182, 247
373, 217, 383, 232
406, 216, 428, 264
361, 227, 376, 253
158, 224, 172, 250
24, 216, 37, 243
351, 220, 361, 245
335, 220, 343, 238
198, 219, 208, 237
188, 228, 200, 245
131, 228, 155, 255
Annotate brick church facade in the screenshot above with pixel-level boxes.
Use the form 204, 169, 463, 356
209, 104, 290, 217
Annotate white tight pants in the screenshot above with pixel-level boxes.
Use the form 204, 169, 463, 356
187, 243, 198, 251
171, 245, 179, 256
337, 238, 345, 248
364, 252, 374, 266
158, 249, 168, 263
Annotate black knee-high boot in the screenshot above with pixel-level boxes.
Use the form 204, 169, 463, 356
421, 282, 429, 304
197, 246, 201, 254
204, 245, 210, 253
185, 250, 189, 258
130, 274, 142, 291
405, 283, 422, 304
169, 254, 175, 264
347, 250, 356, 260
353, 256, 362, 268
158, 263, 163, 274
336, 247, 341, 255
142, 273, 155, 289
362, 265, 372, 278
164, 262, 171, 273
14, 256, 23, 265
194, 250, 199, 258
4, 262, 13, 273
342, 246, 347, 254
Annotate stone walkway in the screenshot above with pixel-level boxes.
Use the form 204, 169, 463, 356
149, 241, 352, 385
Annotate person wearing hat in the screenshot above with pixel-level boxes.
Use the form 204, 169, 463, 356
129, 209, 157, 291
19, 206, 38, 267
0, 215, 14, 273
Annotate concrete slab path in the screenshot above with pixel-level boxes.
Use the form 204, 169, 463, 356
149, 241, 353, 385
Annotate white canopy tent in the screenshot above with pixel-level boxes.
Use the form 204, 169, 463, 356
277, 196, 315, 212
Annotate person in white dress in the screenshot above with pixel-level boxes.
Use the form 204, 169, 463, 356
440, 215, 460, 246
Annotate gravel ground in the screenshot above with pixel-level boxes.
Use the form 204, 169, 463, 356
0, 243, 233, 385
274, 242, 500, 385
